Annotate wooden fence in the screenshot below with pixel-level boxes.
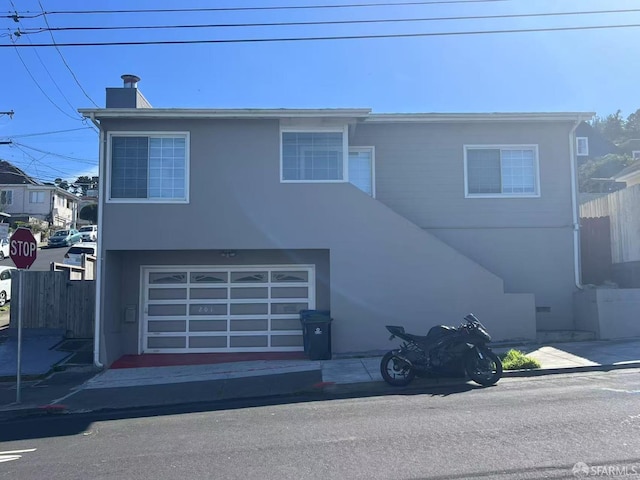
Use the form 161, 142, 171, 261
9, 270, 95, 338
580, 217, 612, 285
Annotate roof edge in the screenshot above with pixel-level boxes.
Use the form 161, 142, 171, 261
79, 108, 373, 120
365, 112, 596, 123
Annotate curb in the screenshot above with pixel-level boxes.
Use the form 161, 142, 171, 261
502, 361, 640, 377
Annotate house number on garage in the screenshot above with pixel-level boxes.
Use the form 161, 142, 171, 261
197, 306, 216, 314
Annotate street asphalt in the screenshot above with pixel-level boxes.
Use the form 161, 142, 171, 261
1, 337, 640, 423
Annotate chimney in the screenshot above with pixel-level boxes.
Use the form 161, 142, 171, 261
105, 74, 152, 109
121, 74, 140, 88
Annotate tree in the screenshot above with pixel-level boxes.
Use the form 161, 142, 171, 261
73, 175, 99, 196
579, 154, 634, 192
79, 204, 98, 224
591, 110, 625, 144
54, 177, 70, 191
624, 108, 640, 140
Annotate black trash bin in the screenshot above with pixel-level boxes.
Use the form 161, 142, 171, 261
299, 310, 332, 360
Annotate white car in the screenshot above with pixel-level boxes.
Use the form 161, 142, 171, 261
63, 242, 97, 267
78, 225, 98, 242
0, 265, 16, 306
0, 238, 8, 260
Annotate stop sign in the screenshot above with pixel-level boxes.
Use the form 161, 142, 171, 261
10, 227, 38, 269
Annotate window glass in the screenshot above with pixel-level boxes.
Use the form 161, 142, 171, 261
348, 149, 373, 196
467, 147, 538, 196
29, 191, 45, 203
282, 132, 344, 181
110, 135, 187, 201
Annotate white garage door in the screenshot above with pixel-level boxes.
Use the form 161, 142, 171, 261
141, 265, 315, 353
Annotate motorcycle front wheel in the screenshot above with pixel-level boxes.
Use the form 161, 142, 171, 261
380, 351, 416, 386
465, 348, 502, 387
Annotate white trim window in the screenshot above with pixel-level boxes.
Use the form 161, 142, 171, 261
576, 137, 589, 156
281, 127, 348, 182
632, 151, 640, 160
348, 147, 375, 197
29, 191, 45, 203
465, 145, 540, 197
0, 190, 12, 206
108, 132, 189, 202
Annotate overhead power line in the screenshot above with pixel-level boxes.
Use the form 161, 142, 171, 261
15, 8, 640, 35
12, 142, 97, 165
6, 0, 510, 18
5, 127, 94, 138
3, 22, 640, 48
36, 0, 99, 108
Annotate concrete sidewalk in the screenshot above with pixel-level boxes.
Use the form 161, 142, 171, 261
2, 337, 640, 421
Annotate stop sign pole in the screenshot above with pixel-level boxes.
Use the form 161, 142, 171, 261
9, 227, 38, 404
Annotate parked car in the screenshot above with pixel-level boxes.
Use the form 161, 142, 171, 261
0, 238, 8, 260
63, 242, 97, 267
48, 229, 82, 248
78, 225, 98, 242
0, 265, 16, 306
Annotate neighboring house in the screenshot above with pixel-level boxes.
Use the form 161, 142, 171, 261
0, 160, 79, 228
574, 121, 620, 162
617, 139, 640, 161
80, 76, 593, 366
613, 162, 640, 187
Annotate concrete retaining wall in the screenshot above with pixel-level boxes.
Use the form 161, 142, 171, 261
574, 288, 640, 339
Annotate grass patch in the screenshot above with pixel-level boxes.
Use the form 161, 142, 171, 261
500, 349, 541, 370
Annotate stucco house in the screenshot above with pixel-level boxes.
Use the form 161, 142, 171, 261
80, 76, 593, 367
0, 160, 79, 228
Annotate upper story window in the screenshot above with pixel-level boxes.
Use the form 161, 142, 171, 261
0, 190, 12, 206
108, 133, 189, 203
633, 150, 640, 160
29, 191, 45, 203
464, 145, 540, 198
281, 128, 347, 182
348, 147, 375, 197
576, 137, 589, 156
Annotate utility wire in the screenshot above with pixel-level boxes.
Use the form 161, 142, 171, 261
15, 8, 640, 35
10, 42, 80, 119
12, 144, 87, 178
4, 127, 94, 138
36, 0, 99, 108
12, 142, 97, 165
3, 22, 640, 47
6, 0, 511, 18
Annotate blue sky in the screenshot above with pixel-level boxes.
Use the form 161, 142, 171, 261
1, 0, 639, 184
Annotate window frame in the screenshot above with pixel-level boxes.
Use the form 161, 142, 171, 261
348, 146, 376, 198
106, 131, 190, 204
280, 126, 349, 183
29, 191, 45, 204
464, 144, 541, 199
632, 150, 640, 160
576, 137, 589, 156
0, 190, 13, 206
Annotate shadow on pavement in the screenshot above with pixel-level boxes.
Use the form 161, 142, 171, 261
0, 377, 482, 442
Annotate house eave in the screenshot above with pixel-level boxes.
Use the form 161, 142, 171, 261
79, 108, 373, 121
365, 112, 596, 123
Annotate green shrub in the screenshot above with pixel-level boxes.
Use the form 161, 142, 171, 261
500, 349, 541, 370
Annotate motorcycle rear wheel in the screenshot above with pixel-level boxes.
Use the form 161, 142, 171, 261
380, 351, 416, 386
465, 348, 502, 387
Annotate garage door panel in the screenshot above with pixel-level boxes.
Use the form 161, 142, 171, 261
190, 288, 227, 299
189, 336, 228, 348
189, 319, 228, 332
149, 288, 188, 300
148, 304, 187, 316
148, 336, 186, 349
230, 303, 268, 315
230, 336, 268, 348
143, 265, 314, 353
148, 320, 187, 332
189, 304, 227, 316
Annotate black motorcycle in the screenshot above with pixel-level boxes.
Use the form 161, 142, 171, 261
380, 314, 503, 387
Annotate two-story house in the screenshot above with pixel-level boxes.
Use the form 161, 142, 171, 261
0, 160, 79, 228
81, 76, 593, 367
